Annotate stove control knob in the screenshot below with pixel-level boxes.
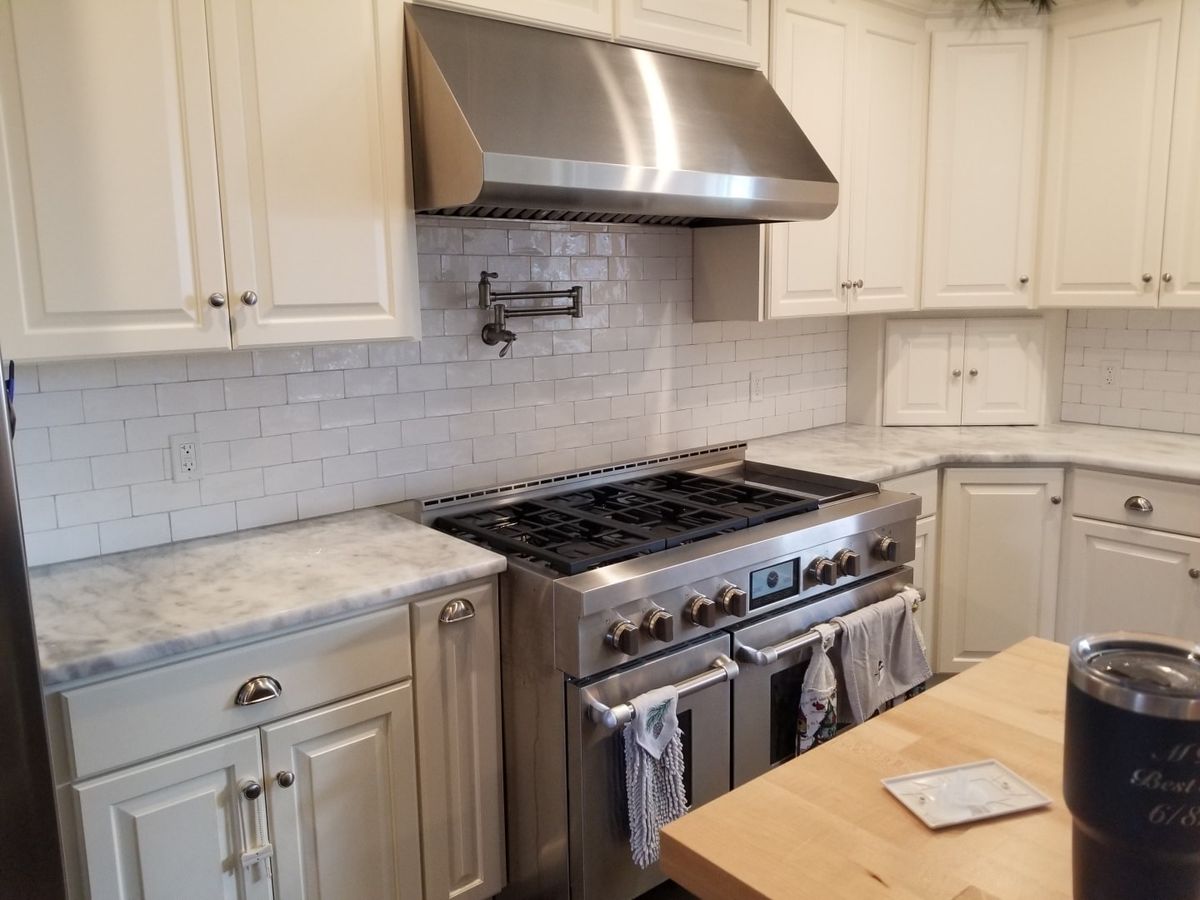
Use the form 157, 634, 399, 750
808, 557, 839, 586
875, 536, 899, 562
642, 608, 675, 643
833, 549, 861, 578
716, 584, 749, 618
685, 594, 718, 628
606, 620, 640, 656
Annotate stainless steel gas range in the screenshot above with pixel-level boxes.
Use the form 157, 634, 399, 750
415, 444, 922, 900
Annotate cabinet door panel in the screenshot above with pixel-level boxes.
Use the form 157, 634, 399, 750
1161, 1, 1200, 308
1061, 518, 1200, 642
209, 0, 419, 347
846, 6, 926, 314
615, 0, 767, 67
912, 514, 939, 669
413, 582, 505, 900
961, 318, 1044, 425
417, 0, 614, 36
767, 0, 852, 318
262, 684, 423, 900
74, 732, 269, 900
922, 30, 1043, 309
1038, 0, 1180, 308
0, 0, 231, 359
938, 468, 1063, 672
883, 319, 964, 426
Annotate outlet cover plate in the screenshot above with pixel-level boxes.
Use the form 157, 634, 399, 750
169, 432, 201, 482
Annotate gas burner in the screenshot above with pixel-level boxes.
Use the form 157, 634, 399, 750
622, 472, 820, 524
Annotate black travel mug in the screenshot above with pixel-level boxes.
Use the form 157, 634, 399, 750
1063, 633, 1200, 900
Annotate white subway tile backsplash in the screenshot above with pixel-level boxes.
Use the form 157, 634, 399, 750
225, 376, 287, 409
25, 524, 100, 566
170, 503, 237, 541
156, 380, 225, 415
100, 514, 171, 555
236, 493, 298, 530
200, 469, 264, 505
187, 352, 252, 381
83, 385, 158, 422
50, 422, 126, 460
131, 480, 201, 516
20, 391, 84, 428
297, 483, 355, 519
56, 486, 131, 527
91, 450, 166, 488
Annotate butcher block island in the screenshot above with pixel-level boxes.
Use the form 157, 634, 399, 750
661, 638, 1072, 899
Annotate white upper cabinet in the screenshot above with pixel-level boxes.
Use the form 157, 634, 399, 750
209, 0, 419, 348
615, 0, 768, 67
418, 0, 615, 37
960, 318, 1043, 425
0, 0, 232, 359
1038, 0, 1181, 308
922, 28, 1045, 310
1160, 0, 1200, 309
883, 319, 964, 426
767, 0, 927, 319
768, 0, 855, 318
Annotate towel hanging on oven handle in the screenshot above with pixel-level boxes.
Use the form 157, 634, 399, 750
583, 654, 739, 731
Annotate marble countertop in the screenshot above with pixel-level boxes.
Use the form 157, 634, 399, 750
747, 422, 1200, 484
32, 509, 506, 686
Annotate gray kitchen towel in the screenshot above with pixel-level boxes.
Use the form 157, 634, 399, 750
831, 589, 931, 724
623, 686, 688, 869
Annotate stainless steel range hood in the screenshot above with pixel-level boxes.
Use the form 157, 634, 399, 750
403, 5, 838, 227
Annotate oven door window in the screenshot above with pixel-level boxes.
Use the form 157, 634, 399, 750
769, 657, 813, 766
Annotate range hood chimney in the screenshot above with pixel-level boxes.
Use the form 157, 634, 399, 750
404, 5, 838, 227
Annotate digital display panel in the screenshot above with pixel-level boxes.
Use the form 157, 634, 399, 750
749, 559, 798, 609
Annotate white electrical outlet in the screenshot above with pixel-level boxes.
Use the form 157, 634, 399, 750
750, 371, 766, 403
1102, 362, 1118, 386
170, 433, 201, 482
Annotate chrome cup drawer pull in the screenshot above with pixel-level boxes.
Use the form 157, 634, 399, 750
1124, 496, 1154, 513
235, 674, 283, 706
439, 598, 476, 624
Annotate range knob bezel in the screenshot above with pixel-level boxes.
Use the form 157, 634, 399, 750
605, 619, 641, 656
875, 536, 899, 562
685, 594, 718, 628
808, 556, 839, 586
642, 607, 675, 642
833, 548, 861, 578
716, 584, 749, 618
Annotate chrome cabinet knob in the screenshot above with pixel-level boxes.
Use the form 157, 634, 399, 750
1142, 273, 1154, 284
276, 771, 296, 788
833, 549, 861, 578
605, 620, 640, 656
1125, 495, 1154, 513
952, 369, 962, 377
241, 780, 263, 801
1019, 275, 1030, 285
1190, 568, 1200, 580
1051, 495, 1062, 505
716, 585, 749, 618
235, 675, 282, 706
808, 557, 839, 586
241, 290, 259, 306
969, 368, 979, 376
1164, 273, 1174, 283
208, 292, 227, 308
840, 280, 853, 290
875, 536, 899, 562
852, 278, 864, 289
642, 608, 675, 642
686, 594, 718, 627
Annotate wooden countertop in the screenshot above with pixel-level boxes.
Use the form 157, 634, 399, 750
661, 638, 1072, 900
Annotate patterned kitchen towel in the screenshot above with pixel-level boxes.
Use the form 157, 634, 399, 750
831, 589, 932, 724
623, 686, 688, 869
797, 622, 839, 753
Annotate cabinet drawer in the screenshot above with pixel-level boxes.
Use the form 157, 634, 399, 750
1071, 469, 1200, 536
62, 604, 411, 779
882, 469, 939, 518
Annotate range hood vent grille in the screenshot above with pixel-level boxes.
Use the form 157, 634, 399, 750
417, 207, 696, 227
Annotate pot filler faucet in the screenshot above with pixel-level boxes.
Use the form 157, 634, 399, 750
477, 270, 583, 357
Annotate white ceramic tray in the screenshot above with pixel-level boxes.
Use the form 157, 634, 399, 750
881, 759, 1052, 830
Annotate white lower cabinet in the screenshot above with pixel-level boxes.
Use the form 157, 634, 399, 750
912, 513, 939, 667
411, 583, 505, 900
938, 467, 1063, 672
262, 685, 424, 900
1061, 518, 1200, 643
75, 732, 271, 900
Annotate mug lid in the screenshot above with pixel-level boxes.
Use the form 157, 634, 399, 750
1070, 633, 1200, 721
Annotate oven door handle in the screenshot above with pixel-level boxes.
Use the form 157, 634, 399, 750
737, 586, 925, 667
584, 654, 739, 730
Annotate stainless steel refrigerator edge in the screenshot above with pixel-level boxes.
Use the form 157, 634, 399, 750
0, 361, 66, 898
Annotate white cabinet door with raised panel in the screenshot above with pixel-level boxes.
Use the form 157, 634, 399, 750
883, 319, 964, 426
74, 732, 270, 900
768, 0, 853, 318
845, 4, 926, 314
961, 318, 1044, 425
1038, 0, 1181, 308
415, 0, 614, 36
413, 583, 505, 900
1160, 1, 1200, 309
1061, 518, 1200, 643
615, 0, 768, 67
0, 0, 232, 360
912, 514, 939, 669
262, 684, 423, 900
208, 0, 419, 347
922, 29, 1044, 310
938, 468, 1063, 673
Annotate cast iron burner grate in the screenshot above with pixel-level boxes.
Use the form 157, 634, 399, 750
621, 472, 820, 524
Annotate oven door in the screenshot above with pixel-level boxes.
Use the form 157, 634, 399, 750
565, 633, 735, 900
729, 568, 916, 787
